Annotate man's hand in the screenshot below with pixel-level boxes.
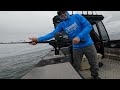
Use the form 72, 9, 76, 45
29, 37, 39, 45
72, 38, 80, 44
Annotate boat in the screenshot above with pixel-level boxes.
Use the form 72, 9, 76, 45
21, 11, 120, 79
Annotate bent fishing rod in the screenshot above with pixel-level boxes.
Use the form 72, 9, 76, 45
0, 41, 50, 44
0, 40, 85, 45
0, 32, 85, 45
0, 40, 85, 54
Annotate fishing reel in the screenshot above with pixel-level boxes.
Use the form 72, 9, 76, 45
49, 32, 71, 55
54, 32, 64, 44
54, 32, 71, 48
49, 32, 85, 55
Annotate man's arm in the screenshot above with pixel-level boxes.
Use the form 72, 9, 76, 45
75, 14, 93, 39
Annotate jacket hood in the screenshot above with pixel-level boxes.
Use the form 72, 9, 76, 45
58, 11, 70, 21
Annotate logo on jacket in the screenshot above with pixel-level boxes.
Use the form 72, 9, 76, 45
65, 22, 78, 33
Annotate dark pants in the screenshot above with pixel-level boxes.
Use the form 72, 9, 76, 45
72, 44, 99, 77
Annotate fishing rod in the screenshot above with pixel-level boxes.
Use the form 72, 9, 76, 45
0, 41, 50, 44
0, 39, 85, 55
0, 39, 71, 55
0, 33, 86, 55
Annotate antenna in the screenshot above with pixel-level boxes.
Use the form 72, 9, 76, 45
72, 11, 73, 15
82, 11, 83, 15
87, 11, 88, 15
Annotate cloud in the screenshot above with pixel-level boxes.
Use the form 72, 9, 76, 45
0, 11, 57, 33
0, 11, 120, 41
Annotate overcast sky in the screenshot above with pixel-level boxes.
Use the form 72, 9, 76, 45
0, 11, 120, 42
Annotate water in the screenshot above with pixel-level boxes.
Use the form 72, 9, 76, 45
0, 44, 52, 79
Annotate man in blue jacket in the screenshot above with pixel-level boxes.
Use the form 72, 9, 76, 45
29, 11, 100, 79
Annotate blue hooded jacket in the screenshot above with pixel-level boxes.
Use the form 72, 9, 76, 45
38, 12, 94, 49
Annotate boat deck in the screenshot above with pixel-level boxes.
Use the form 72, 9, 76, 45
80, 59, 120, 79
21, 62, 82, 79
21, 49, 120, 79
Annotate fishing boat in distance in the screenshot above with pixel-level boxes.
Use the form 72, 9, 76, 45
21, 11, 120, 79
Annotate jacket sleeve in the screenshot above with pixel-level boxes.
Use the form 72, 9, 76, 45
38, 23, 63, 41
75, 14, 93, 39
